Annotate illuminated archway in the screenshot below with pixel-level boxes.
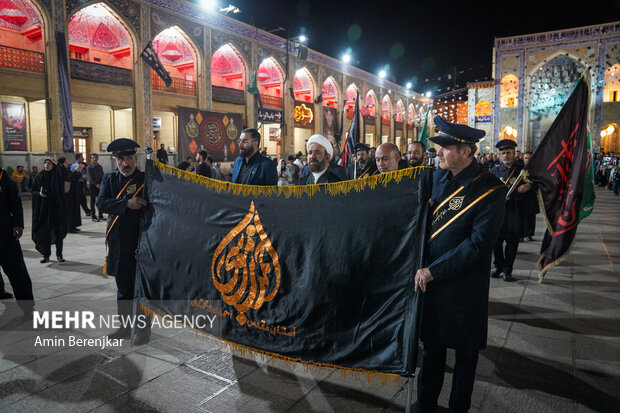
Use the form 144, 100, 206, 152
0, 0, 45, 72
257, 56, 284, 108
500, 125, 517, 142
345, 83, 357, 119
153, 26, 197, 95
500, 74, 518, 108
293, 67, 314, 103
321, 76, 339, 108
68, 3, 134, 85
600, 123, 619, 153
211, 43, 246, 104
364, 90, 377, 117
381, 94, 392, 124
407, 103, 415, 126
475, 100, 491, 119
395, 99, 404, 122
603, 64, 620, 102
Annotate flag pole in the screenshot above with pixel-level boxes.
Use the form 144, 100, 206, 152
505, 169, 525, 199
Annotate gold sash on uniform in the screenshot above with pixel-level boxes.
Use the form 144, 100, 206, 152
103, 177, 144, 274
430, 171, 504, 240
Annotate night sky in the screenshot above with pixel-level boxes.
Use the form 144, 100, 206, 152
213, 0, 619, 95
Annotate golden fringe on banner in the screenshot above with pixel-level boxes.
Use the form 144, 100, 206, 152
153, 161, 425, 199
140, 303, 405, 387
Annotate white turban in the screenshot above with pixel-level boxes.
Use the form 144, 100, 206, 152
306, 134, 333, 159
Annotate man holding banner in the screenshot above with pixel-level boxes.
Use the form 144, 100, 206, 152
413, 116, 506, 413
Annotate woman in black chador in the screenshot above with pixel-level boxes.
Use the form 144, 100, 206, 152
32, 158, 67, 262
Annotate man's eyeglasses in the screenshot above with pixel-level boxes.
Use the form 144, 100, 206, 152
238, 139, 251, 144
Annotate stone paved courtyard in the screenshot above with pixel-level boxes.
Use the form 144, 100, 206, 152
0, 187, 618, 412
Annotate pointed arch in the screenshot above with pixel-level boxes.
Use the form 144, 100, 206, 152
395, 99, 404, 122
600, 123, 619, 153
364, 90, 377, 117
67, 2, 137, 85
152, 26, 198, 95
345, 83, 358, 119
211, 42, 247, 105
257, 56, 284, 108
321, 76, 339, 108
381, 94, 392, 123
0, 0, 47, 72
500, 74, 518, 108
407, 103, 415, 125
293, 66, 315, 103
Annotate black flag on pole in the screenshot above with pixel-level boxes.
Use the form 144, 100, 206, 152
141, 41, 172, 88
525, 77, 590, 281
341, 91, 359, 168
136, 161, 431, 379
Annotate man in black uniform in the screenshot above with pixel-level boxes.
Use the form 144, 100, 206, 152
0, 167, 34, 317
97, 138, 150, 345
413, 116, 506, 413
490, 139, 535, 281
347, 143, 377, 179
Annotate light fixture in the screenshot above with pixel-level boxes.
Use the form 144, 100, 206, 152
606, 125, 615, 135
506, 126, 513, 136
342, 54, 351, 64
601, 130, 607, 137
513, 129, 518, 138
202, 0, 217, 10
425, 91, 431, 98
298, 35, 307, 43
219, 4, 240, 13
379, 70, 386, 79
406, 82, 412, 89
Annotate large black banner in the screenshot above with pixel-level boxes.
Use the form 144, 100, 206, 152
177, 106, 242, 163
136, 162, 431, 377
525, 77, 590, 280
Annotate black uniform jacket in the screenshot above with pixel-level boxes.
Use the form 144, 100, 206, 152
0, 168, 23, 242
96, 169, 145, 276
423, 161, 507, 350
491, 162, 537, 239
298, 169, 342, 185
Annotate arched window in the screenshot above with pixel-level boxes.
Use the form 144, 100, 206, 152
321, 76, 339, 108
68, 3, 133, 85
395, 99, 404, 122
293, 67, 314, 103
0, 0, 45, 72
211, 43, 246, 104
603, 64, 620, 102
257, 56, 284, 109
381, 95, 392, 124
500, 74, 519, 108
364, 90, 377, 117
407, 103, 415, 126
153, 27, 196, 95
345, 83, 357, 119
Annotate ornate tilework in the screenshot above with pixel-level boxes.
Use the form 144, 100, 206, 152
150, 9, 204, 51
66, 0, 140, 34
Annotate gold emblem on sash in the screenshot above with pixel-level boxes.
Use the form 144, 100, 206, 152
211, 202, 281, 326
448, 196, 464, 211
126, 184, 137, 195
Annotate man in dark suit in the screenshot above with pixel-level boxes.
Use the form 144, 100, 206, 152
231, 128, 278, 186
413, 116, 506, 413
490, 139, 535, 282
97, 138, 150, 345
298, 134, 342, 185
375, 142, 402, 174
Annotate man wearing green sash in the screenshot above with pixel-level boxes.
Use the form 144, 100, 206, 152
413, 116, 506, 413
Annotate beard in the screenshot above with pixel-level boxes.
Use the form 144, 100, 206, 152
240, 146, 255, 158
119, 165, 135, 177
409, 158, 423, 167
308, 160, 326, 173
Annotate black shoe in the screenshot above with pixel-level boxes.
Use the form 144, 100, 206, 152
57, 255, 65, 263
502, 272, 513, 282
410, 401, 436, 413
85, 211, 91, 216
490, 268, 501, 278
108, 328, 131, 340
520, 237, 526, 242
132, 329, 151, 346
40, 257, 49, 263
0, 291, 14, 299
527, 236, 534, 241
92, 218, 100, 222
99, 216, 106, 221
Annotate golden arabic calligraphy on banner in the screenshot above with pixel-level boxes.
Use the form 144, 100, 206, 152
293, 101, 314, 129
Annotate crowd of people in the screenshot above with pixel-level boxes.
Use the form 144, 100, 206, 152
594, 152, 619, 195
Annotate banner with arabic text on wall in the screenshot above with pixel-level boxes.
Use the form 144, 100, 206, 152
177, 106, 243, 163
136, 161, 431, 377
